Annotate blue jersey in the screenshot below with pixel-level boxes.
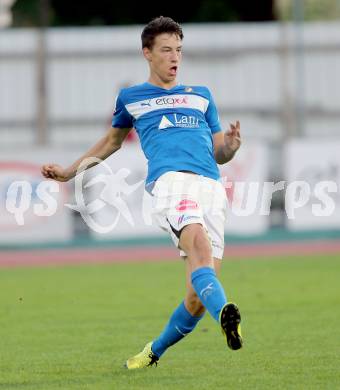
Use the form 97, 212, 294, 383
112, 82, 222, 184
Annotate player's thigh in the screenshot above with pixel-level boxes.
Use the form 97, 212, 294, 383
179, 223, 212, 258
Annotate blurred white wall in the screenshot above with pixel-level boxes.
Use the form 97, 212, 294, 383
0, 22, 339, 150
1, 23, 340, 243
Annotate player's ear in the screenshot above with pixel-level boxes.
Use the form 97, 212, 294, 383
143, 47, 152, 62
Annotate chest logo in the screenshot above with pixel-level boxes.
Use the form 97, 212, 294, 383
158, 115, 175, 130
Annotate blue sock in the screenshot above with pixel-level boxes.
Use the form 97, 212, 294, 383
151, 301, 204, 358
191, 267, 227, 322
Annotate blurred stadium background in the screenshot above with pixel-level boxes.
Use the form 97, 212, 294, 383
1, 0, 339, 264
1, 2, 340, 389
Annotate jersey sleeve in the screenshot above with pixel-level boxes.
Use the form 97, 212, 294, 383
111, 92, 133, 129
205, 89, 222, 134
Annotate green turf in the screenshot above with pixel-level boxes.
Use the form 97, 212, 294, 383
0, 254, 340, 390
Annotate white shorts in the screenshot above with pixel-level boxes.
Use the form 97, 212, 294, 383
150, 171, 227, 259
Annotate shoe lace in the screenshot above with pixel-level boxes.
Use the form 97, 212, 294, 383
147, 352, 159, 367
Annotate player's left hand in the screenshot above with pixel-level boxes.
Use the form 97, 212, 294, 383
224, 120, 241, 153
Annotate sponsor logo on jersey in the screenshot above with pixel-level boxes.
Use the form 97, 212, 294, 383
126, 94, 209, 120
158, 115, 175, 130
158, 114, 199, 130
155, 96, 188, 106
173, 114, 199, 128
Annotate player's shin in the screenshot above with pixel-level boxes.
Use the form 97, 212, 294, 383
151, 301, 204, 358
191, 267, 227, 322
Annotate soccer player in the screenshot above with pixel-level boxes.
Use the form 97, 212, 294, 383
41, 16, 243, 369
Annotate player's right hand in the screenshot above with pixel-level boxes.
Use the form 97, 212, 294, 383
41, 164, 71, 182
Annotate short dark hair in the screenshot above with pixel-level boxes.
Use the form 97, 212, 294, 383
141, 16, 184, 49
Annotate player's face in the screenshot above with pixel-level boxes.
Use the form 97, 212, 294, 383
144, 33, 182, 86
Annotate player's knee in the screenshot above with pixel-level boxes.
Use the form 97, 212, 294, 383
191, 228, 213, 267
193, 230, 211, 256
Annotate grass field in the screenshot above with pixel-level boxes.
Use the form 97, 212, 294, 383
0, 254, 340, 390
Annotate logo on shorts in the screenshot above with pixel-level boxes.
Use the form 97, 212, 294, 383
175, 199, 199, 211
178, 214, 200, 225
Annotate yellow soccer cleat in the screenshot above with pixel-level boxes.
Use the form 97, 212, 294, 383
124, 342, 159, 369
219, 303, 243, 350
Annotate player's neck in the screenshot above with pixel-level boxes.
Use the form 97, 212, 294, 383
147, 75, 178, 90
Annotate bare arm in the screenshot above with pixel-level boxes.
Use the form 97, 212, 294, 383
213, 121, 241, 165
41, 127, 131, 181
